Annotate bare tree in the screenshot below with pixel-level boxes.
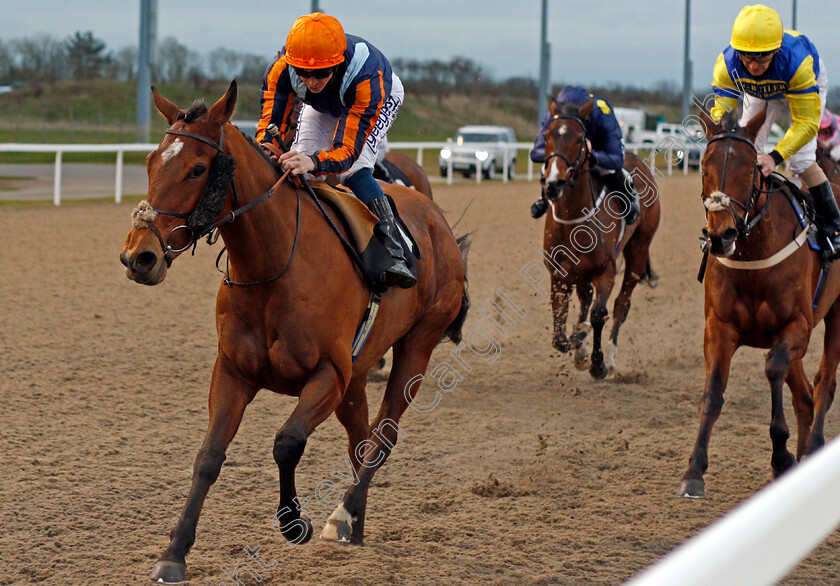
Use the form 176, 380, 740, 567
206, 47, 241, 81
109, 46, 137, 81
13, 34, 66, 83
155, 36, 200, 83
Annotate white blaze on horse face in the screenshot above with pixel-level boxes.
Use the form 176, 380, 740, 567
545, 159, 562, 184
160, 139, 184, 164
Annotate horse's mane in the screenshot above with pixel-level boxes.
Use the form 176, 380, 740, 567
719, 109, 740, 134
183, 101, 208, 124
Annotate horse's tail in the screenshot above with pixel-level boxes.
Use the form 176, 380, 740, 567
641, 256, 659, 288
441, 233, 472, 344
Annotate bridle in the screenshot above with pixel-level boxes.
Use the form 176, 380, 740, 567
702, 130, 773, 237
543, 115, 590, 190
134, 122, 299, 286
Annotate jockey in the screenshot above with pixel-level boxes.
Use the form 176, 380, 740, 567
528, 85, 640, 224
818, 109, 840, 162
710, 4, 840, 258
257, 12, 415, 288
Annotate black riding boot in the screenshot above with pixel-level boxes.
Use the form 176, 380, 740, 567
531, 196, 548, 219
811, 180, 840, 260
366, 196, 417, 288
605, 169, 640, 224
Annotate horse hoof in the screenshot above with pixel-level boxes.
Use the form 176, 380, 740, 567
321, 505, 353, 543
149, 560, 186, 584
772, 452, 796, 478
589, 361, 609, 379
552, 337, 571, 353
573, 353, 590, 370
677, 478, 705, 498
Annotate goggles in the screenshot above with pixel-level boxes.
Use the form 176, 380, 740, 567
738, 51, 775, 64
292, 66, 334, 79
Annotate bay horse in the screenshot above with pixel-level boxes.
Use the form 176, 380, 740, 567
678, 106, 840, 498
119, 81, 469, 583
540, 99, 660, 379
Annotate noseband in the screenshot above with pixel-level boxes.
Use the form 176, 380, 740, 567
543, 115, 590, 190
703, 131, 769, 236
132, 123, 295, 284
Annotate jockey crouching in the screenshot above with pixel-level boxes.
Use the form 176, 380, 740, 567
711, 4, 840, 259
528, 85, 640, 225
257, 12, 416, 288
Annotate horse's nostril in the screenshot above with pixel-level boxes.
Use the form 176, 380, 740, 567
721, 228, 738, 245
134, 251, 159, 272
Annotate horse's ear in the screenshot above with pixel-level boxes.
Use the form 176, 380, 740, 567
697, 106, 719, 141
151, 86, 183, 126
742, 104, 767, 142
548, 99, 559, 117
208, 80, 238, 126
578, 98, 595, 121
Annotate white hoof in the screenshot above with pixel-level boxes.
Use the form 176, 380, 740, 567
603, 341, 617, 378
320, 505, 353, 542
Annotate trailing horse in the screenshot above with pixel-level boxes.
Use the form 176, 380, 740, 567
540, 99, 660, 379
119, 81, 469, 583
679, 106, 840, 498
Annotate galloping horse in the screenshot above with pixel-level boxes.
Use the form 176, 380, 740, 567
540, 99, 660, 379
679, 106, 840, 498
120, 81, 469, 583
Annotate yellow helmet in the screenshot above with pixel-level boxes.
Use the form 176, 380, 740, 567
730, 5, 783, 52
285, 12, 347, 69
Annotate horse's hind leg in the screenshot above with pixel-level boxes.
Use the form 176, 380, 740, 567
806, 303, 840, 455
150, 360, 256, 584
571, 284, 593, 370
322, 328, 442, 545
605, 235, 653, 373
273, 362, 344, 545
786, 358, 814, 461
332, 373, 370, 534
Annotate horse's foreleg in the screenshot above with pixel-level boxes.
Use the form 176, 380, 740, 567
550, 271, 573, 353
571, 284, 593, 369
807, 303, 840, 455
150, 359, 256, 584
273, 362, 344, 545
588, 269, 616, 379
785, 359, 814, 461
323, 330, 440, 545
765, 323, 808, 477
679, 318, 737, 498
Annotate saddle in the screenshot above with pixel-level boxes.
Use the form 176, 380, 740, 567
307, 179, 421, 292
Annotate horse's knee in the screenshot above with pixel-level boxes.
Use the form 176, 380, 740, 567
194, 446, 226, 484
273, 429, 307, 469
590, 305, 608, 327
765, 347, 791, 382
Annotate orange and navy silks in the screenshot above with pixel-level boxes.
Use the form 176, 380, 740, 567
257, 34, 392, 176
711, 31, 822, 160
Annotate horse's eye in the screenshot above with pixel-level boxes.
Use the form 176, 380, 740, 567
190, 165, 207, 179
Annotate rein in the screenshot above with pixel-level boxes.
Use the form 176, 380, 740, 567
544, 114, 604, 224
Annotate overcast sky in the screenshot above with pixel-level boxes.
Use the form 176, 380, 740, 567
2, 0, 838, 89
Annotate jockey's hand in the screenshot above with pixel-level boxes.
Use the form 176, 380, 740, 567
756, 153, 776, 177
278, 150, 315, 175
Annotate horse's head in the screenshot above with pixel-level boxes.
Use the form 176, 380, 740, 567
120, 81, 238, 285
541, 99, 593, 200
698, 105, 766, 257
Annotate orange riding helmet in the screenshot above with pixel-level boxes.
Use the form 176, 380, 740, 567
285, 12, 347, 69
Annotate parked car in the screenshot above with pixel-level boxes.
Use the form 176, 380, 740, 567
439, 125, 517, 179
